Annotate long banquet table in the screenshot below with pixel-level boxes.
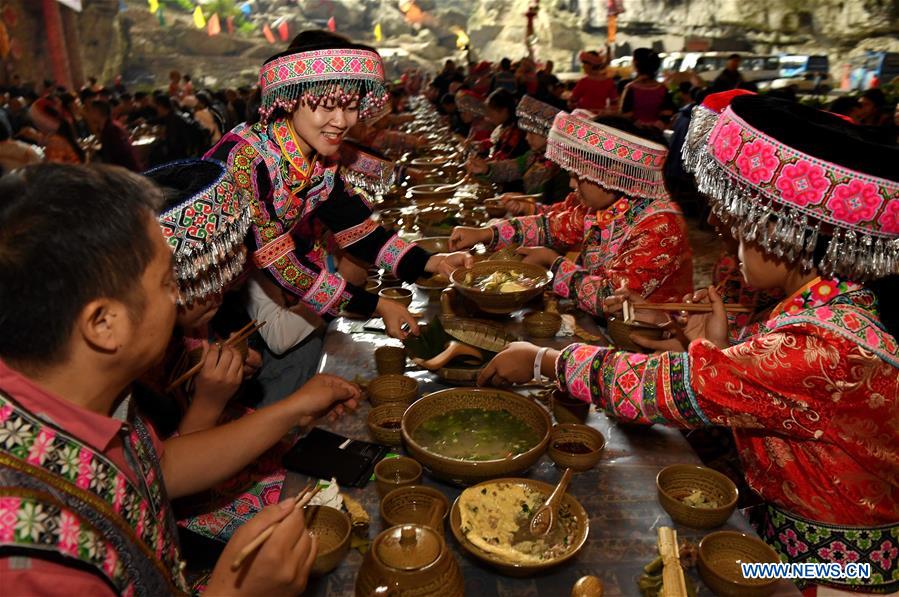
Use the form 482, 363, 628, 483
291, 288, 800, 596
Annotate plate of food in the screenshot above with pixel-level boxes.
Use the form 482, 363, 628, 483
450, 478, 589, 576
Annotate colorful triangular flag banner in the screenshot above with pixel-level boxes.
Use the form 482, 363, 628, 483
262, 23, 276, 44
192, 6, 206, 29
327, 16, 336, 32
147, 0, 159, 14
207, 13, 221, 36
374, 23, 382, 43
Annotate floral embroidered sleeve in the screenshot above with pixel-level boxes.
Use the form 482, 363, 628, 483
555, 327, 836, 439
315, 175, 430, 284
550, 213, 689, 315
210, 139, 376, 319
488, 198, 587, 252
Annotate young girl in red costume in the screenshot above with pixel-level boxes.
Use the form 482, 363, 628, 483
451, 110, 693, 316
480, 93, 899, 595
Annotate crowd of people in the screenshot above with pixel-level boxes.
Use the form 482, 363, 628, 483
0, 30, 897, 596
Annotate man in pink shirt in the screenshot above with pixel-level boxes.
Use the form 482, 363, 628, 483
0, 164, 358, 595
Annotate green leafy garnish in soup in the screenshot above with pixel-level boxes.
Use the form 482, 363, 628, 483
412, 408, 540, 461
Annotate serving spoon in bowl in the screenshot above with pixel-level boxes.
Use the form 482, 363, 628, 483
529, 467, 574, 536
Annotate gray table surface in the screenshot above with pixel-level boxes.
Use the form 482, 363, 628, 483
291, 289, 799, 596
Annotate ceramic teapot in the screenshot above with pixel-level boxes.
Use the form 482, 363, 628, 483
355, 524, 464, 597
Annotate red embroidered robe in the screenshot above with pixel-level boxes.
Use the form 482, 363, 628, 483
487, 194, 693, 315
556, 278, 899, 526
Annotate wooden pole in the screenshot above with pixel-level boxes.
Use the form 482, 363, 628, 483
41, 0, 72, 89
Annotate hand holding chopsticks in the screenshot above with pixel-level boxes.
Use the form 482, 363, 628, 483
166, 320, 266, 391
230, 481, 322, 571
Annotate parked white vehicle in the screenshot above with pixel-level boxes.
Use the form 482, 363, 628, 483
679, 52, 780, 84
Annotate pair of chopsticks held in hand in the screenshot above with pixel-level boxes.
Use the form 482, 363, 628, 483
230, 481, 321, 571
166, 319, 266, 391
616, 280, 752, 323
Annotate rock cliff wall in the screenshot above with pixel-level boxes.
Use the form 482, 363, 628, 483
3, 0, 897, 89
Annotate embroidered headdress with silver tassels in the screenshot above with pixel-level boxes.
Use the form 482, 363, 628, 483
546, 110, 669, 201
682, 94, 899, 282
149, 159, 252, 306
516, 95, 562, 138
258, 47, 389, 124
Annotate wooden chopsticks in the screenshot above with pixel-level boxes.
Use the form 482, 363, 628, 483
230, 481, 322, 571
630, 303, 755, 314
165, 320, 266, 391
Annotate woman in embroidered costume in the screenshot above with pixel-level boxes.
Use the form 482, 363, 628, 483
466, 95, 570, 205
0, 164, 358, 595
206, 30, 469, 339
482, 88, 530, 164
455, 89, 493, 156
451, 111, 693, 316
480, 94, 899, 595
142, 159, 363, 547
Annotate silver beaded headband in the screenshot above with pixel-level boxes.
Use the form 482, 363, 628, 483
683, 102, 899, 281
150, 159, 252, 306
259, 48, 389, 124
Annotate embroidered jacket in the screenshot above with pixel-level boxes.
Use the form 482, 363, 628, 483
555, 278, 899, 592
466, 118, 494, 156
207, 118, 430, 319
480, 149, 569, 203
556, 278, 899, 526
488, 122, 528, 162
0, 390, 188, 596
488, 195, 693, 315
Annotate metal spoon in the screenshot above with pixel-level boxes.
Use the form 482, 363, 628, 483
529, 467, 573, 536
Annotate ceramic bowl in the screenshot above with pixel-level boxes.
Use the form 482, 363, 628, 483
374, 346, 407, 375
698, 531, 780, 597
523, 311, 563, 338
551, 390, 590, 424
450, 261, 552, 315
374, 456, 423, 498
365, 277, 383, 294
547, 424, 605, 471
367, 403, 408, 446
415, 275, 451, 299
449, 477, 590, 576
606, 317, 666, 352
656, 464, 739, 529
401, 387, 551, 485
484, 198, 508, 218
305, 505, 352, 576
379, 287, 414, 308
409, 184, 455, 202
379, 274, 403, 288
368, 374, 419, 406
414, 236, 450, 253
380, 485, 450, 533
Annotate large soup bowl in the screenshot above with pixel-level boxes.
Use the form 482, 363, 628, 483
401, 387, 551, 485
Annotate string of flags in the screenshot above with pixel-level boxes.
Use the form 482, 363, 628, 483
144, 1, 350, 42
